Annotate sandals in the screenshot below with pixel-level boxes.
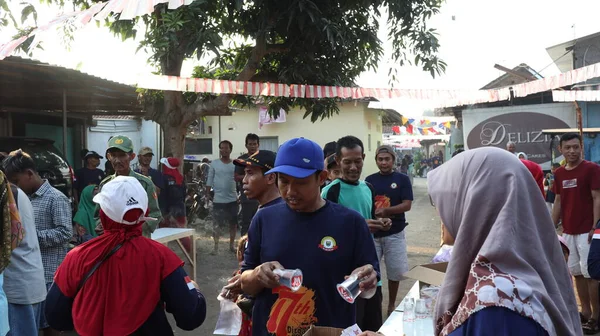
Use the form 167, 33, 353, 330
583, 318, 599, 335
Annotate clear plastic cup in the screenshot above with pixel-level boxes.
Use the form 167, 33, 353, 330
399, 297, 415, 312
336, 274, 362, 303
273, 268, 303, 292
403, 298, 416, 323
415, 299, 428, 319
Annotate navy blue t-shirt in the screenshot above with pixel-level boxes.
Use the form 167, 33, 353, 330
365, 172, 413, 237
242, 201, 380, 336
259, 197, 284, 209
74, 168, 105, 198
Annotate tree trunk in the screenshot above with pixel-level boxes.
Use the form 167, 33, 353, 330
162, 122, 186, 166
158, 90, 192, 172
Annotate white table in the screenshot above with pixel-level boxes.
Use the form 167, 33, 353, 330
152, 228, 197, 281
378, 280, 435, 335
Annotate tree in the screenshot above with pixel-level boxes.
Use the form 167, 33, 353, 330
17, 0, 446, 159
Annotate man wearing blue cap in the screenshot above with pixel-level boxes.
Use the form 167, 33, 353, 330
240, 137, 380, 336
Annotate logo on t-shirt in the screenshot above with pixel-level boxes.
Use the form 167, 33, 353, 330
563, 178, 578, 189
374, 195, 391, 209
390, 182, 397, 189
318, 236, 338, 251
267, 286, 317, 336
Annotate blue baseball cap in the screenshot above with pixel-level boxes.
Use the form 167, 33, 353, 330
266, 138, 324, 178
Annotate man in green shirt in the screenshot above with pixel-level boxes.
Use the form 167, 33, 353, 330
95, 135, 162, 237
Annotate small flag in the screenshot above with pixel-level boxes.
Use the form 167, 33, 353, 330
594, 229, 600, 240
444, 121, 451, 128
185, 276, 195, 290
401, 116, 408, 125
392, 125, 401, 134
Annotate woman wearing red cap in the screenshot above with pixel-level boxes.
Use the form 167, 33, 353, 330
160, 157, 191, 252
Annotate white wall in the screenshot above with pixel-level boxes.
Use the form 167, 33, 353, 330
87, 118, 161, 169
186, 102, 384, 176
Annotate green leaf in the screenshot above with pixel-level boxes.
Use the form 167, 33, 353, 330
21, 4, 37, 24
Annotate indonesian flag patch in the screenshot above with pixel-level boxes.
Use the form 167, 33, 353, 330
185, 276, 195, 290
593, 229, 600, 240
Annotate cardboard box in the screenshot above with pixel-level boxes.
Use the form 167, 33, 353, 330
302, 326, 344, 336
404, 262, 448, 286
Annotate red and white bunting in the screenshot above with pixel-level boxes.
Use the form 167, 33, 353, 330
512, 62, 600, 98
552, 90, 600, 102
289, 84, 306, 98
133, 74, 515, 106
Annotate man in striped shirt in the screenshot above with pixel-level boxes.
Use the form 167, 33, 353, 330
3, 149, 72, 335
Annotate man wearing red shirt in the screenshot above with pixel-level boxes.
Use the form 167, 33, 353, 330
553, 133, 600, 334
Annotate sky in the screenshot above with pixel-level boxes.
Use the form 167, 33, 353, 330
2, 0, 600, 114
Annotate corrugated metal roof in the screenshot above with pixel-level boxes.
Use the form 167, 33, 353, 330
0, 56, 143, 115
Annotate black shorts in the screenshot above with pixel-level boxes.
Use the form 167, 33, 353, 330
213, 202, 238, 227
356, 286, 383, 331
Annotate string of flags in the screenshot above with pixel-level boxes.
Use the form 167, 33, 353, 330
390, 118, 454, 136
3, 0, 600, 109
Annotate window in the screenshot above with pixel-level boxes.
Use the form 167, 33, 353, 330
259, 136, 279, 152
185, 138, 212, 155
368, 134, 372, 151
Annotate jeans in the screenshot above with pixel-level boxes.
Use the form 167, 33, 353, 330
7, 302, 42, 336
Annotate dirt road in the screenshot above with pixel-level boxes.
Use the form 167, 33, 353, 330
170, 176, 440, 335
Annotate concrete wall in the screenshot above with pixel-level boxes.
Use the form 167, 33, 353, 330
188, 102, 383, 176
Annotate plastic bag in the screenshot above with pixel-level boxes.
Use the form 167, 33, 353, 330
432, 244, 453, 263
420, 286, 441, 316
214, 293, 242, 335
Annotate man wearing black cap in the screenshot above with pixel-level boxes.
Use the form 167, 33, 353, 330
224, 150, 282, 309
234, 150, 282, 209
74, 151, 105, 202
235, 134, 261, 236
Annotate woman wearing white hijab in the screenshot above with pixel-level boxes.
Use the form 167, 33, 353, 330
428, 147, 581, 336
517, 151, 528, 160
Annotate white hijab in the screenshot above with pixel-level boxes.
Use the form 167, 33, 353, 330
428, 147, 581, 336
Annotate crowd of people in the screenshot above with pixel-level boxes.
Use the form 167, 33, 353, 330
0, 129, 599, 336
0, 135, 196, 335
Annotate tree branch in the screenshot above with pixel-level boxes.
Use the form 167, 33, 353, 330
187, 33, 288, 118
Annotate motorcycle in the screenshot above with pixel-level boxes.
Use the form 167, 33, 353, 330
186, 180, 210, 224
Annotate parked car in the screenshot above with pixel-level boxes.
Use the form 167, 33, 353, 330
0, 137, 74, 200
